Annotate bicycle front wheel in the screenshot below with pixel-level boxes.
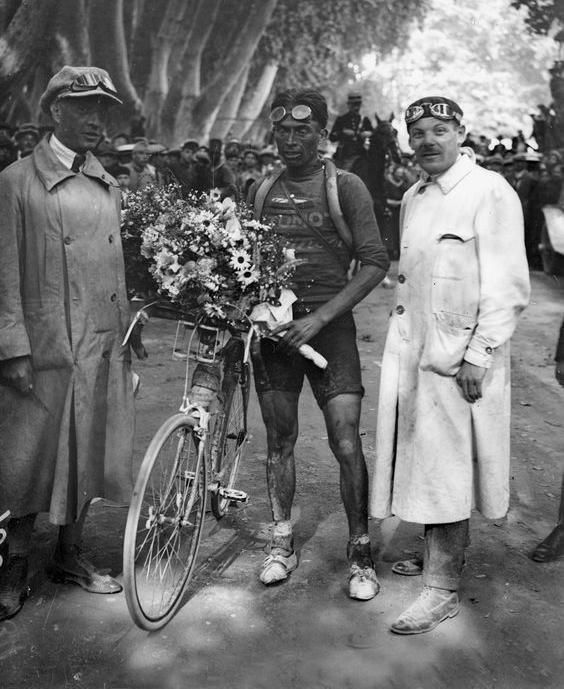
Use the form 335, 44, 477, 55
123, 413, 207, 631
210, 362, 249, 518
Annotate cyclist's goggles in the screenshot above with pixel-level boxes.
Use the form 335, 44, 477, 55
405, 102, 462, 125
69, 72, 120, 98
270, 104, 312, 123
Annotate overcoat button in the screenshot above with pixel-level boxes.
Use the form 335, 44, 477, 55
396, 305, 405, 315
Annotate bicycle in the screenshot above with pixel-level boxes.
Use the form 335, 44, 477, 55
122, 302, 254, 631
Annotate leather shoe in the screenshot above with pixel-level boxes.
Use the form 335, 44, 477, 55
0, 555, 30, 621
390, 586, 460, 635
531, 524, 564, 562
48, 546, 122, 594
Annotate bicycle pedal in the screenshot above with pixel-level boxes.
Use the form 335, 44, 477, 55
218, 487, 248, 503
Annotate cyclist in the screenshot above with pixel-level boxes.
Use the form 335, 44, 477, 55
248, 89, 389, 600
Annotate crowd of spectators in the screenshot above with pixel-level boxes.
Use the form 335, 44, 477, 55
1, 113, 563, 270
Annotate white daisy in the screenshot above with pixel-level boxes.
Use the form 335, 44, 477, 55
229, 249, 252, 271
237, 266, 260, 287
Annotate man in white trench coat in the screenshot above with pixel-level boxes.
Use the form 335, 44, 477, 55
370, 96, 530, 634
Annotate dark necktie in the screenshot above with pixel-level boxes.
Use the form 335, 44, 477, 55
71, 153, 86, 173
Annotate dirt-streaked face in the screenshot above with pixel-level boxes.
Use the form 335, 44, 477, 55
273, 117, 325, 170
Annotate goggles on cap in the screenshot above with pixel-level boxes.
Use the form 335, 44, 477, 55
270, 104, 312, 123
69, 72, 119, 97
405, 102, 461, 125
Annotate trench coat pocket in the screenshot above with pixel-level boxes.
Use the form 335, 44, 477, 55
420, 312, 476, 376
24, 306, 73, 370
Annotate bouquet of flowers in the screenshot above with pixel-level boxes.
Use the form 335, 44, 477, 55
121, 184, 297, 321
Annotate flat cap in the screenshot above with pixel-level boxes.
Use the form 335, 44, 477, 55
39, 66, 122, 114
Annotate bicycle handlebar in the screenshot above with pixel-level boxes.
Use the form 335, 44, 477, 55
122, 300, 253, 347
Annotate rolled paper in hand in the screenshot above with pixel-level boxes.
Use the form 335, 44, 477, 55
249, 289, 327, 369
298, 344, 328, 369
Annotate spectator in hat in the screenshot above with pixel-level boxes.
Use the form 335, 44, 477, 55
168, 139, 198, 190
125, 139, 156, 191
209, 137, 238, 199
482, 153, 505, 175
258, 145, 277, 176
238, 148, 261, 196
0, 131, 17, 172
0, 65, 145, 622
111, 132, 130, 149
371, 96, 529, 635
114, 164, 132, 194
14, 123, 40, 158
329, 92, 373, 171
147, 142, 172, 186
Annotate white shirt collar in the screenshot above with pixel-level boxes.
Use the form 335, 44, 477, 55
418, 149, 475, 195
49, 134, 79, 170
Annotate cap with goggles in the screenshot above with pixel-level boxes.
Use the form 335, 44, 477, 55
405, 97, 463, 125
270, 104, 312, 123
40, 66, 123, 114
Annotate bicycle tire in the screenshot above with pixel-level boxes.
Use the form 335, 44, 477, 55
210, 343, 250, 519
123, 413, 207, 631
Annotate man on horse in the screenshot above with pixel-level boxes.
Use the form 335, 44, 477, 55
329, 91, 373, 171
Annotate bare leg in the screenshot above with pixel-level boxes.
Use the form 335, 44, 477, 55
531, 472, 564, 562
323, 393, 371, 566
257, 390, 300, 553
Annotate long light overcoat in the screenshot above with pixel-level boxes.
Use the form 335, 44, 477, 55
0, 139, 135, 524
370, 153, 530, 523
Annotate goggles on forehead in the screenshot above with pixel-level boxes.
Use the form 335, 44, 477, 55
69, 72, 119, 96
405, 102, 462, 125
270, 104, 312, 123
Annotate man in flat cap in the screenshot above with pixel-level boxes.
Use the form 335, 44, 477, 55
370, 96, 530, 634
329, 92, 373, 171
0, 65, 145, 621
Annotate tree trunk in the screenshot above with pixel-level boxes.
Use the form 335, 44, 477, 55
161, 0, 223, 142
231, 59, 279, 140
88, 0, 143, 120
0, 0, 58, 92
173, 0, 278, 143
210, 64, 250, 140
143, 0, 187, 138
53, 0, 90, 65
128, 0, 168, 96
549, 61, 564, 149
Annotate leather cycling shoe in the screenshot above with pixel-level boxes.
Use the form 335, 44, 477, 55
349, 563, 380, 600
259, 549, 297, 585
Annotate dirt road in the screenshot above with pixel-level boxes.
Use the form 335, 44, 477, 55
1, 268, 563, 689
